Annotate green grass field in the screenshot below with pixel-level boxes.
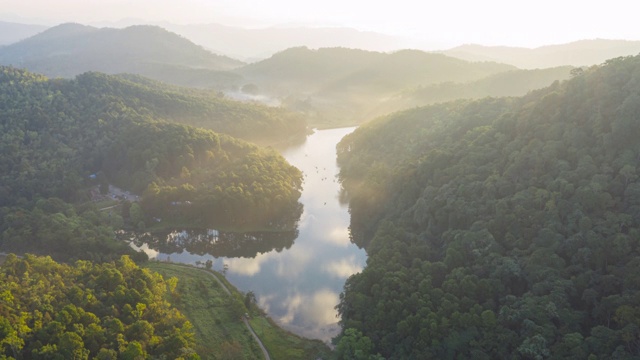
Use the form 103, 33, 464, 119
248, 315, 332, 360
145, 262, 332, 359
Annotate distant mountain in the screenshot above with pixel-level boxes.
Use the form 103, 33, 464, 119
160, 22, 407, 61
0, 21, 47, 45
236, 47, 517, 126
239, 47, 517, 93
0, 23, 245, 89
441, 39, 640, 69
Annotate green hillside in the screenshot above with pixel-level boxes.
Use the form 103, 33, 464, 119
335, 55, 640, 358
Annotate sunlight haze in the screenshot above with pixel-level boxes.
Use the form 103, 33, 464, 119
1, 0, 638, 48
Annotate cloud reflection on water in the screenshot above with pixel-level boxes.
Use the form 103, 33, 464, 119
226, 251, 275, 276
323, 226, 351, 247
323, 256, 363, 278
272, 288, 342, 340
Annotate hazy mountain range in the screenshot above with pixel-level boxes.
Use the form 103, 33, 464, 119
160, 22, 407, 61
3, 19, 640, 68
3, 21, 639, 127
441, 39, 640, 69
236, 46, 519, 125
0, 20, 47, 45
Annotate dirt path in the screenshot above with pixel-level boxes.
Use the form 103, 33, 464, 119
198, 268, 270, 360
243, 317, 271, 360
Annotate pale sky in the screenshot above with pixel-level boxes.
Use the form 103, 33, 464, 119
1, 0, 638, 48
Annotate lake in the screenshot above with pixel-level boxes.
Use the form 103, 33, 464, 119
133, 127, 367, 342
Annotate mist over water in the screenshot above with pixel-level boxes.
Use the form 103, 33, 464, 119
136, 127, 366, 342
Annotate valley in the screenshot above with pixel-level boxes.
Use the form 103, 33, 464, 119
1, 6, 640, 359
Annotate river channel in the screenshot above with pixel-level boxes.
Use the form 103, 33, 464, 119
134, 127, 367, 342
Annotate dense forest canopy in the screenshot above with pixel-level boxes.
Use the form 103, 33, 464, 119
0, 254, 198, 359
0, 66, 303, 261
335, 55, 640, 358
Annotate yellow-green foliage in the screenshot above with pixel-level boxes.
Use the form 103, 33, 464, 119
0, 254, 198, 359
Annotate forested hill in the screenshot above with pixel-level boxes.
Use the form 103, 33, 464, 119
237, 46, 517, 126
0, 23, 245, 89
73, 72, 307, 144
334, 55, 640, 358
0, 67, 303, 260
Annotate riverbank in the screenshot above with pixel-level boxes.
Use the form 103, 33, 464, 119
145, 261, 331, 359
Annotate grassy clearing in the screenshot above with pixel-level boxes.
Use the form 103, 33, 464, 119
248, 316, 332, 360
146, 262, 332, 359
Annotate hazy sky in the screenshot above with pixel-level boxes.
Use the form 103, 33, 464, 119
1, 0, 638, 47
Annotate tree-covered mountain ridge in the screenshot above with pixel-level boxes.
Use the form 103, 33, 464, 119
335, 55, 640, 358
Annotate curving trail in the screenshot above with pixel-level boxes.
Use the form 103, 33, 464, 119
198, 268, 270, 360
243, 317, 271, 360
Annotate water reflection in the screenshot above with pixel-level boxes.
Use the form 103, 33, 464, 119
136, 127, 367, 342
131, 228, 298, 258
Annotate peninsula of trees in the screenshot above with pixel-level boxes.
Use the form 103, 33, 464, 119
0, 67, 303, 261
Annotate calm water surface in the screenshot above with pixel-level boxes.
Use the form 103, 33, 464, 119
136, 127, 367, 342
